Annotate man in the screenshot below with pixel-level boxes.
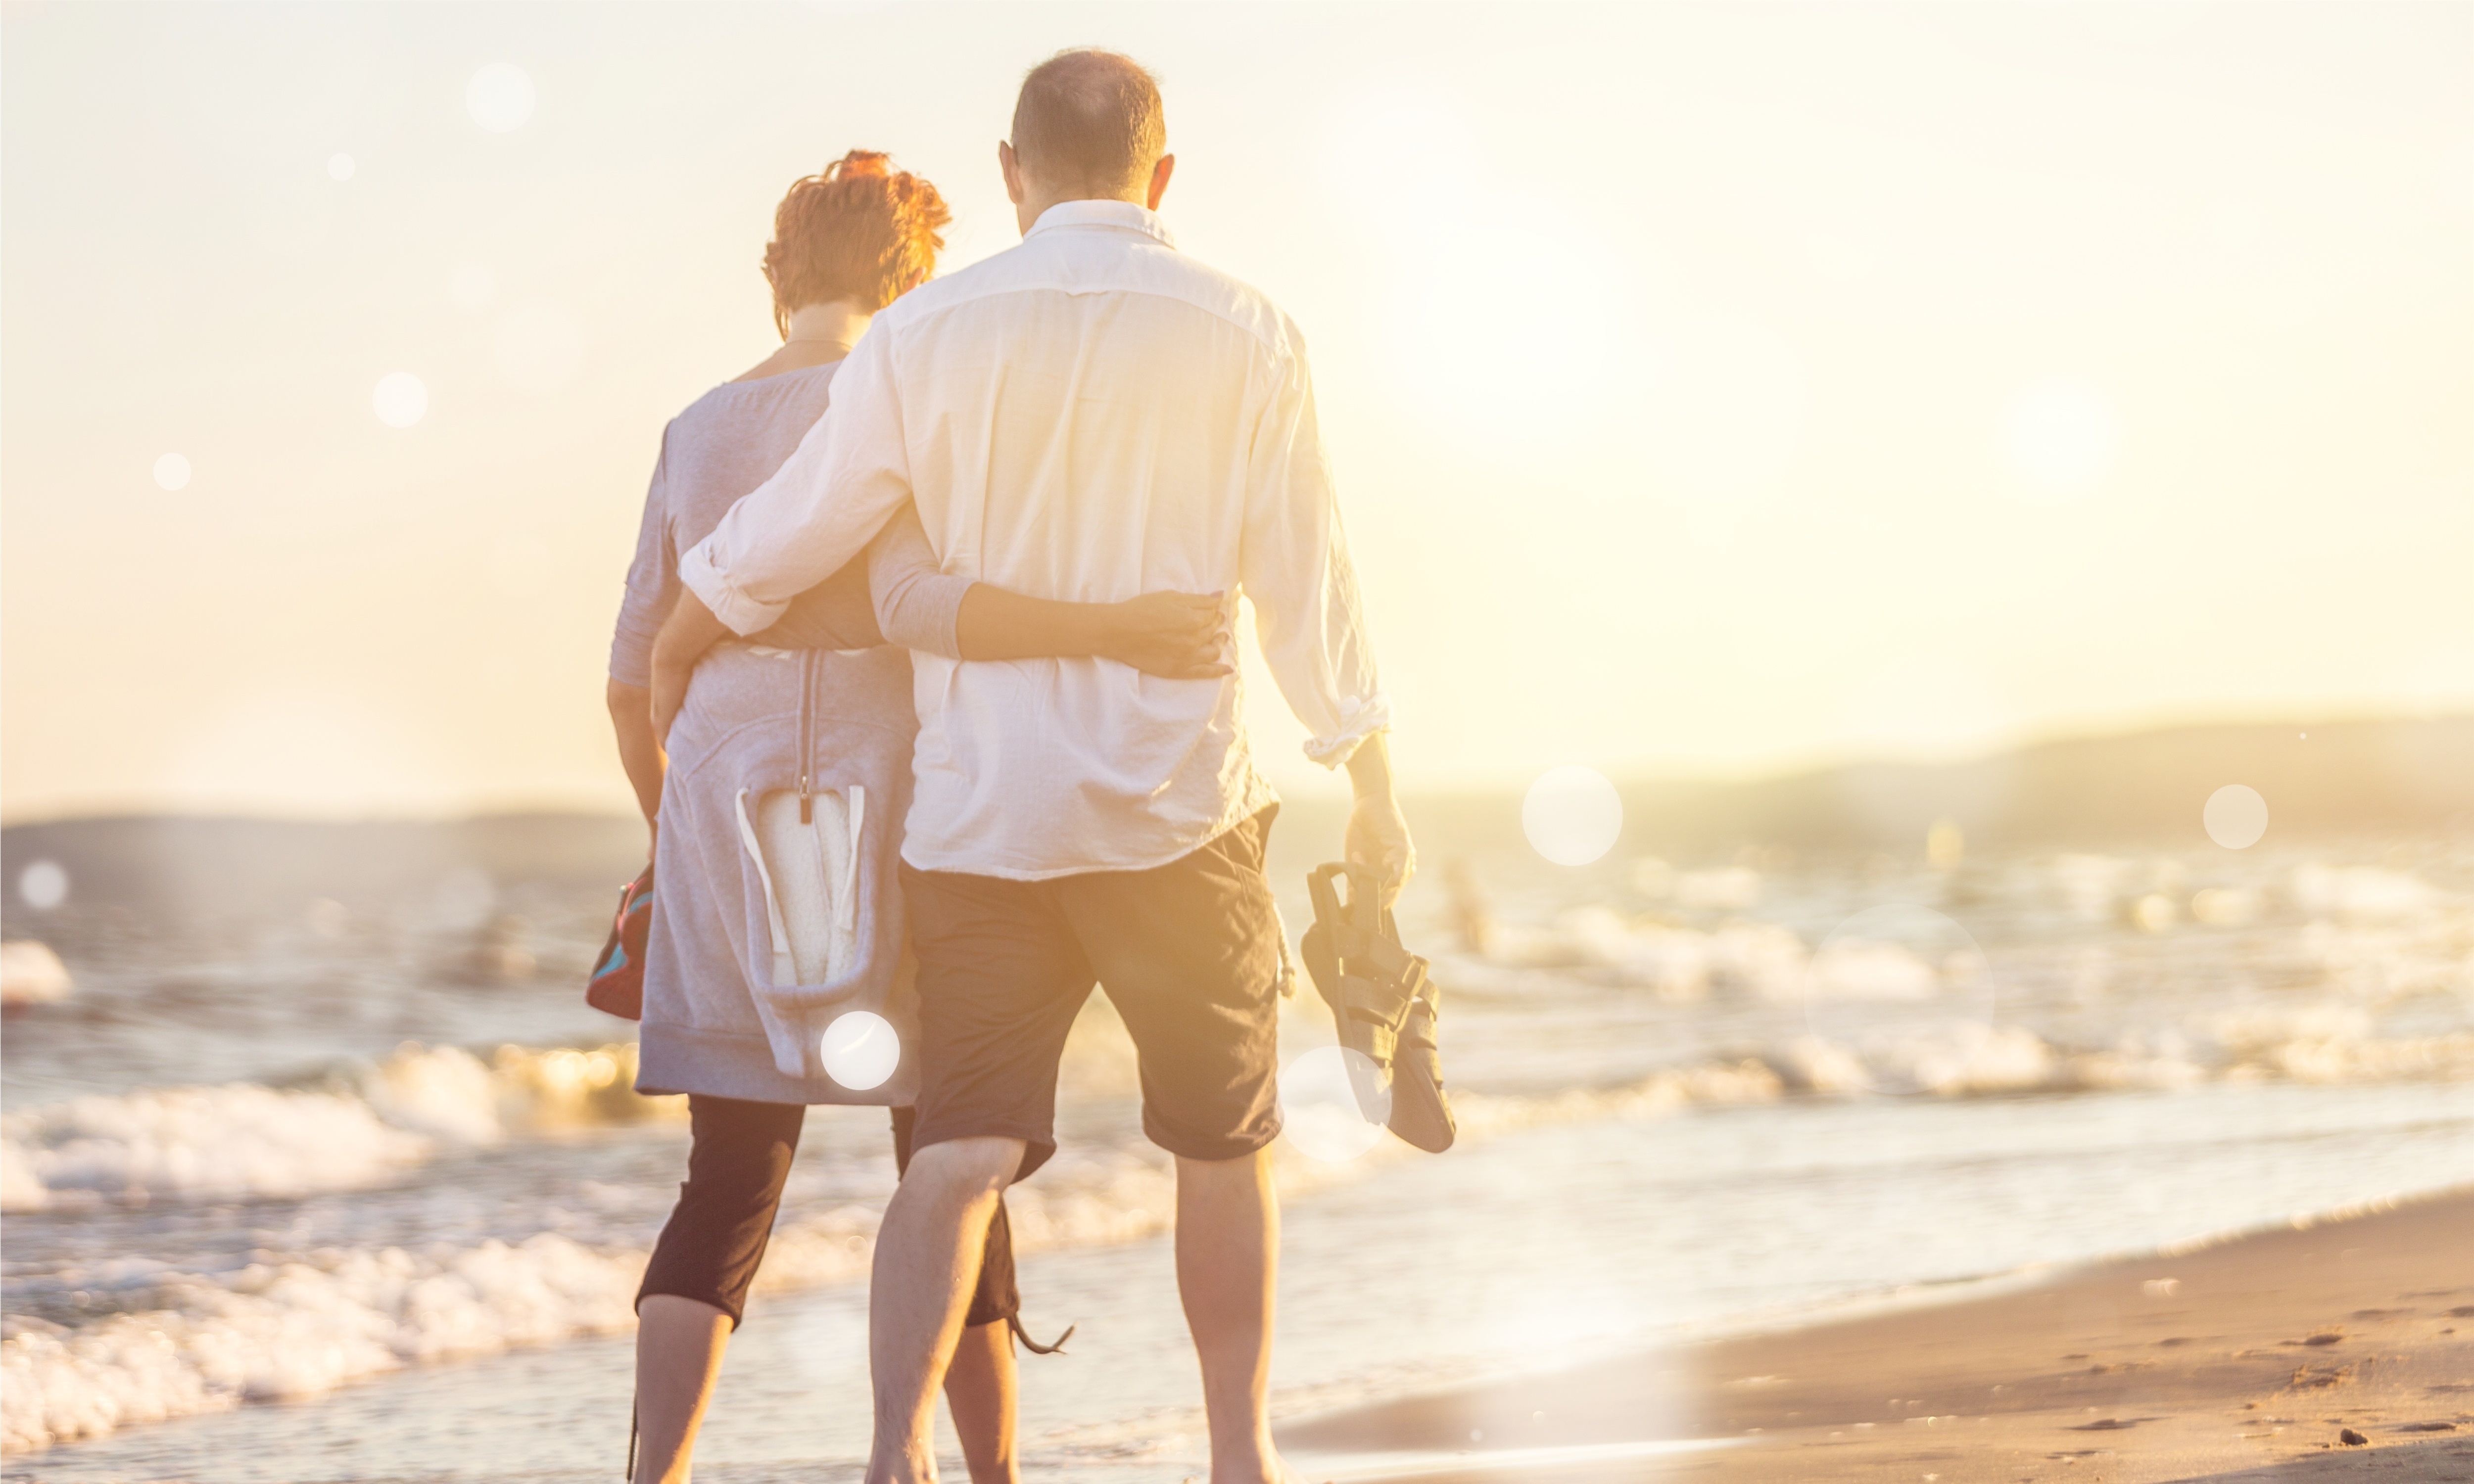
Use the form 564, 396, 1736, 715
650, 49, 1410, 1484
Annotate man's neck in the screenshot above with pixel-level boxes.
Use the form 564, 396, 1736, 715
1014, 187, 1147, 237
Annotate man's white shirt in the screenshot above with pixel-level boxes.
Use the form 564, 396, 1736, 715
680, 200, 1389, 879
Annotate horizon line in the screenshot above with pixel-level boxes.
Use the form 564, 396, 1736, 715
5, 707, 2463, 832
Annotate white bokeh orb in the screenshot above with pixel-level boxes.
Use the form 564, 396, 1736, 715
1522, 765, 1623, 867
153, 453, 191, 491
327, 153, 356, 182
1279, 1045, 1391, 1162
466, 63, 536, 133
2002, 378, 2122, 499
372, 372, 429, 428
821, 1010, 900, 1091
2203, 784, 2269, 850
493, 302, 583, 394
18, 860, 69, 911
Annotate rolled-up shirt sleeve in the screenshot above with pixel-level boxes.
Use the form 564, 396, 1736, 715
866, 505, 967, 659
1239, 328, 1391, 767
680, 327, 916, 635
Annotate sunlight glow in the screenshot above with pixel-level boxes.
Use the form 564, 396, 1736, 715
1804, 213, 1890, 284
1837, 658, 2018, 762
2002, 378, 2122, 499
1332, 86, 1630, 454
162, 692, 448, 815
1638, 317, 1811, 500
152, 453, 191, 492
327, 153, 356, 183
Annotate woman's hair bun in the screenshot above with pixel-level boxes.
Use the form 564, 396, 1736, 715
763, 150, 950, 325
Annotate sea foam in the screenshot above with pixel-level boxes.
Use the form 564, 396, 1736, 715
0, 1043, 670, 1212
0, 1233, 641, 1453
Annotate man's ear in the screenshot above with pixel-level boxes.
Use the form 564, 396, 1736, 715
999, 140, 1025, 205
1146, 153, 1175, 211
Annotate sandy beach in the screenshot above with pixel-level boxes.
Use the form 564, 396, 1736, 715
1282, 1188, 2474, 1484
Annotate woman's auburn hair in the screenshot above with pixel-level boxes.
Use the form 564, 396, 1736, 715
763, 150, 950, 329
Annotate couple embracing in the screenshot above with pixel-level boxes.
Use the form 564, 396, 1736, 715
604, 48, 1410, 1484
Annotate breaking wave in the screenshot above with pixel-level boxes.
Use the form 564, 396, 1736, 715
0, 1130, 1211, 1454
0, 1043, 673, 1213
8, 1004, 2471, 1456
0, 1232, 643, 1453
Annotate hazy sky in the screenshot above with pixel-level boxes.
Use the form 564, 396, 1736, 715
4, 1, 2470, 821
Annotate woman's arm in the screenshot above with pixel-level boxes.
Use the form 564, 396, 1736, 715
956, 585, 1229, 677
606, 677, 664, 856
869, 505, 1230, 678
608, 429, 678, 853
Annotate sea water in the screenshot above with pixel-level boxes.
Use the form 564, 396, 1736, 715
5, 826, 2470, 1481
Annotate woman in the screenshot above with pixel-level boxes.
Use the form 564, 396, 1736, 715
605, 151, 1223, 1484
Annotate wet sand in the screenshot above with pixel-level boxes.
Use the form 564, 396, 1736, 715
1280, 1187, 2474, 1483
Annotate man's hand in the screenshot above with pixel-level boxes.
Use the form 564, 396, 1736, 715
650, 591, 732, 748
1342, 732, 1415, 908
1098, 591, 1231, 680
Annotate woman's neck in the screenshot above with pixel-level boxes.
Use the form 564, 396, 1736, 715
735, 299, 873, 382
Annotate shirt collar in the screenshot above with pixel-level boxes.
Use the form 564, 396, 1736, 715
1024, 198, 1176, 249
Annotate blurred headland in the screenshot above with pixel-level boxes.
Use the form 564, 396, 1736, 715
1419, 713, 2474, 864
4, 715, 2465, 920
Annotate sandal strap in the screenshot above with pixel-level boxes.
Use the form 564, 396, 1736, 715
1010, 1316, 1075, 1355
1340, 970, 1417, 1030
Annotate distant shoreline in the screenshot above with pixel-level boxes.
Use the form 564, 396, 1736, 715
1283, 1186, 2474, 1482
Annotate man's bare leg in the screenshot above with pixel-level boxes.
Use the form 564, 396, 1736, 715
941, 1319, 1019, 1484
867, 1135, 1025, 1484
633, 1295, 733, 1484
1174, 1147, 1303, 1484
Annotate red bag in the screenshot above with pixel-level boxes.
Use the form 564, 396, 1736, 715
586, 865, 655, 1020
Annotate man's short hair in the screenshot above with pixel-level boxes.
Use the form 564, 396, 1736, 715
1010, 49, 1165, 194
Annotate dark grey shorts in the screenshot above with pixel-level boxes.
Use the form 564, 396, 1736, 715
900, 807, 1286, 1179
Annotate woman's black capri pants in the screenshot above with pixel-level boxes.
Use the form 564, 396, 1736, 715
637, 1094, 1020, 1330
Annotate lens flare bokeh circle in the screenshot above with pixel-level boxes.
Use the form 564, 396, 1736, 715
1523, 765, 1623, 867
465, 64, 536, 133
821, 1010, 900, 1091
372, 372, 428, 428
2203, 785, 2268, 850
17, 860, 69, 911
